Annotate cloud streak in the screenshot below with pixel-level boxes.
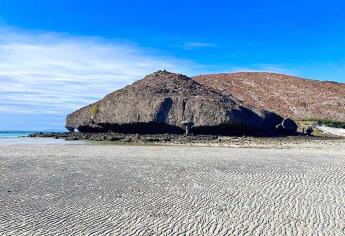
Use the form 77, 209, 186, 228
0, 27, 203, 117
181, 42, 216, 50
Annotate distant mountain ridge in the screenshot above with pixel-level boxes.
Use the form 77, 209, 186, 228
194, 72, 345, 121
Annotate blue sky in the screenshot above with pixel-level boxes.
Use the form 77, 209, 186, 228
0, 0, 344, 130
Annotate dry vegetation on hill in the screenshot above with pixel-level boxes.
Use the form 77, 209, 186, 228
194, 72, 345, 122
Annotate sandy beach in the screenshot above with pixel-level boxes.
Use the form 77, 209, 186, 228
1, 140, 345, 235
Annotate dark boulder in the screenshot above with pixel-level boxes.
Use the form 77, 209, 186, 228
282, 118, 298, 133
306, 127, 314, 136
259, 110, 284, 130
275, 118, 298, 135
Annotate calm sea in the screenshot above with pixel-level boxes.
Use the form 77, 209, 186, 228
0, 131, 34, 138
0, 131, 85, 145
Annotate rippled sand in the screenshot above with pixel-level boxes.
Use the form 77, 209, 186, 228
1, 141, 345, 235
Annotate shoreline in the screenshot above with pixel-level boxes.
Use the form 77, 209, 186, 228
27, 132, 345, 148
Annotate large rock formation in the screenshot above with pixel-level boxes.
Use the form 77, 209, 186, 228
194, 72, 345, 121
66, 71, 286, 135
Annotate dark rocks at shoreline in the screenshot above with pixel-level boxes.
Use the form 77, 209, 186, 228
28, 132, 70, 139
28, 132, 342, 145
30, 132, 219, 143
65, 132, 220, 143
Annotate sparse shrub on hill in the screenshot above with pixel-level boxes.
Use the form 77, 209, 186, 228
91, 104, 99, 118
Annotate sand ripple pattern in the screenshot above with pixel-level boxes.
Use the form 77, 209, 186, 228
0, 144, 345, 235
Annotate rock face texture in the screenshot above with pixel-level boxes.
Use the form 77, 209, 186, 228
194, 72, 345, 121
66, 71, 285, 135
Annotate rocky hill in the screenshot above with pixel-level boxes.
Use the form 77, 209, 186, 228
194, 72, 345, 122
66, 71, 287, 135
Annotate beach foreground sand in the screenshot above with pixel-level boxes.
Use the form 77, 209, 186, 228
1, 141, 345, 235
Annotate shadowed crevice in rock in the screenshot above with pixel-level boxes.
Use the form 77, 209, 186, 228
77, 125, 105, 133
97, 122, 184, 134
228, 106, 263, 128
182, 100, 187, 118
192, 124, 252, 136
155, 97, 173, 123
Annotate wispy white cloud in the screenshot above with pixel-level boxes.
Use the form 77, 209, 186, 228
0, 27, 204, 116
181, 41, 216, 50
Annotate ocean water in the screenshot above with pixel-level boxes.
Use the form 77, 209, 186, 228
0, 131, 85, 145
0, 131, 34, 138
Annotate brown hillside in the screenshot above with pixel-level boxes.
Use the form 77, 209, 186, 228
194, 72, 345, 121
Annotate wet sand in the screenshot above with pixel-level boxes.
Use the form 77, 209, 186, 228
1, 141, 345, 235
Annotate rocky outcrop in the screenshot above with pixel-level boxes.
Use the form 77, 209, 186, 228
194, 72, 345, 121
66, 71, 286, 135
